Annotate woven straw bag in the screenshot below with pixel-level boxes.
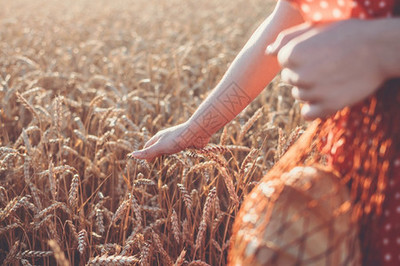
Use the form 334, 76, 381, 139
229, 165, 361, 265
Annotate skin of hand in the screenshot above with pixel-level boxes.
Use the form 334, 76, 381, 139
130, 1, 304, 161
267, 18, 400, 120
129, 122, 210, 161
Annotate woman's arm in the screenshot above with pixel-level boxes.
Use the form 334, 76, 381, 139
130, 1, 304, 161
184, 0, 304, 144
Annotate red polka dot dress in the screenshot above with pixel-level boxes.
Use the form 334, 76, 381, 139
286, 0, 400, 265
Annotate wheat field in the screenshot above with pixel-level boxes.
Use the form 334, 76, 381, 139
0, 0, 305, 265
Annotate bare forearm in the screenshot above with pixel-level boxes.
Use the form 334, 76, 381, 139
182, 1, 304, 144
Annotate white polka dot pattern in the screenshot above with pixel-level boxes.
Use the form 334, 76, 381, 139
290, 0, 396, 22
372, 154, 400, 265
292, 0, 351, 21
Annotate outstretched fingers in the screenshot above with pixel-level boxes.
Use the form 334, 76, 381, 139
143, 134, 160, 149
129, 140, 163, 161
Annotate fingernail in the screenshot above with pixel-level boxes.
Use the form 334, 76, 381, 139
301, 103, 310, 116
301, 104, 314, 120
266, 44, 275, 55
128, 151, 141, 158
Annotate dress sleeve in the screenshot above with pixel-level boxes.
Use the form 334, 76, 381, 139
286, 0, 397, 21
284, 0, 352, 22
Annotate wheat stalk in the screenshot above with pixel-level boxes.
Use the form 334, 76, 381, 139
48, 239, 70, 266
188, 260, 211, 266
0, 222, 20, 235
238, 107, 263, 142
171, 209, 181, 243
239, 148, 258, 178
22, 129, 32, 155
95, 208, 105, 234
187, 161, 217, 176
68, 174, 79, 208
96, 243, 122, 255
34, 202, 70, 221
195, 187, 216, 251
140, 242, 151, 266
20, 250, 53, 258
177, 184, 192, 211
133, 179, 155, 186
78, 229, 88, 255
32, 214, 54, 230
0, 196, 28, 222
37, 165, 77, 177
4, 240, 20, 264
182, 218, 193, 246
174, 249, 186, 266
166, 162, 179, 177
217, 166, 239, 206
151, 230, 173, 266
20, 259, 33, 266
87, 255, 140, 265
219, 126, 228, 145
74, 116, 86, 133
15, 92, 40, 123
130, 194, 143, 226
0, 147, 18, 155
66, 220, 79, 245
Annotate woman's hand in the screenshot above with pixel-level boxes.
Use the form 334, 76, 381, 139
129, 122, 210, 161
267, 20, 390, 120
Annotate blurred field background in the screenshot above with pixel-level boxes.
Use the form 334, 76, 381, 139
0, 0, 304, 265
